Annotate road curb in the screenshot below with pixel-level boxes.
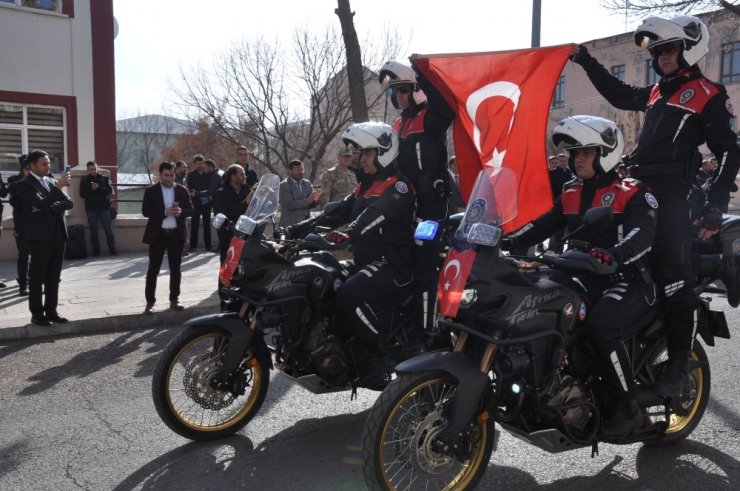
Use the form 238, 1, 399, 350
0, 303, 220, 341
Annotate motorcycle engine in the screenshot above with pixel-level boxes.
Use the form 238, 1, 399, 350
547, 376, 591, 431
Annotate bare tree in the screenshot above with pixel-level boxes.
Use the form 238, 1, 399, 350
172, 26, 400, 182
335, 0, 368, 122
601, 0, 740, 18
116, 111, 180, 183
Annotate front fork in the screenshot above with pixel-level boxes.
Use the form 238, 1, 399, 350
434, 332, 498, 455
212, 304, 262, 392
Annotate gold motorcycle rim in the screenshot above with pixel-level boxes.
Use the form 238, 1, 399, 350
379, 378, 489, 491
648, 350, 704, 434
165, 332, 263, 432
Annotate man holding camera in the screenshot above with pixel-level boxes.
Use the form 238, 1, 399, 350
79, 161, 117, 256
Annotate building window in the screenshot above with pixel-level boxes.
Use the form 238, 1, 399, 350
722, 42, 740, 84
645, 60, 660, 85
552, 75, 565, 108
610, 64, 626, 81
0, 103, 66, 172
0, 0, 62, 13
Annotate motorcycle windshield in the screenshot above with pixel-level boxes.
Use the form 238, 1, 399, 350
245, 173, 280, 221
458, 167, 518, 236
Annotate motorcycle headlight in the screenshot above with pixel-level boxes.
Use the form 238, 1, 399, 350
466, 223, 502, 247
461, 288, 478, 307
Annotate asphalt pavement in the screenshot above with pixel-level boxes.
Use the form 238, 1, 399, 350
0, 249, 222, 340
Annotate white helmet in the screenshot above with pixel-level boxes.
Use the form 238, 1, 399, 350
552, 116, 624, 174
342, 122, 399, 169
378, 60, 427, 109
634, 15, 709, 74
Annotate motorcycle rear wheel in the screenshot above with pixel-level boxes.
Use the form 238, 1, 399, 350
644, 341, 710, 446
152, 325, 270, 441
362, 371, 494, 491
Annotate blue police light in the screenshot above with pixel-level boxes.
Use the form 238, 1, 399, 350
414, 220, 439, 241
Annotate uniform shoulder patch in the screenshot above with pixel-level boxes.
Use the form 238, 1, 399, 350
679, 88, 695, 104
601, 191, 616, 207
395, 181, 409, 193
727, 98, 736, 117
645, 192, 658, 209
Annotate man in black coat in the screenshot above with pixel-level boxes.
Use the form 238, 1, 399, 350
186, 154, 213, 252
6, 155, 32, 295
142, 161, 194, 314
79, 161, 117, 256
15, 149, 73, 326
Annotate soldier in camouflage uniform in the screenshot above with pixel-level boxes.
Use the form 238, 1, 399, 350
320, 146, 358, 208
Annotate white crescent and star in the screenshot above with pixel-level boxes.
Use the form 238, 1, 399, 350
466, 81, 521, 169
443, 259, 461, 291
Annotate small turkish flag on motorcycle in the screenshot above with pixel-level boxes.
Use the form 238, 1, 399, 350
438, 248, 477, 318
219, 237, 246, 287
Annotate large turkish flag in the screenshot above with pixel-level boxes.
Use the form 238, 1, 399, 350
414, 46, 571, 232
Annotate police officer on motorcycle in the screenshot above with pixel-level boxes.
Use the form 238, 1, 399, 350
506, 116, 657, 437
570, 15, 740, 399
379, 60, 456, 333
284, 122, 416, 354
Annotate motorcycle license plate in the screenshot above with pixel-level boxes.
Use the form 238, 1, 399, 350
219, 237, 246, 287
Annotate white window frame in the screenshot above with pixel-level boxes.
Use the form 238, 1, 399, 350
0, 0, 62, 14
0, 103, 67, 167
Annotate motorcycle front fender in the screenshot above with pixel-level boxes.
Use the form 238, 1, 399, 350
396, 351, 489, 442
183, 312, 262, 374
396, 351, 476, 381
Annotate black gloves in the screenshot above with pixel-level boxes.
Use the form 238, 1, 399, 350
569, 44, 589, 65
700, 206, 723, 232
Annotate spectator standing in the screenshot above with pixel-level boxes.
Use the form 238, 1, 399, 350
174, 160, 187, 185
214, 164, 252, 308
142, 161, 193, 314
319, 147, 357, 207
15, 149, 73, 326
7, 155, 31, 295
236, 145, 259, 189
278, 159, 322, 227
79, 161, 117, 256
186, 154, 213, 252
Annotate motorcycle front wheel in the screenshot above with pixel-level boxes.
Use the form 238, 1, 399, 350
151, 325, 270, 441
362, 371, 494, 491
644, 341, 710, 446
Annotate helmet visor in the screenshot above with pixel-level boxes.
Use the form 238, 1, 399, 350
648, 40, 682, 58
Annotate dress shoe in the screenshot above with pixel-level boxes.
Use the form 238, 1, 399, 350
0, 281, 6, 288
19, 285, 28, 296
169, 302, 185, 311
46, 313, 69, 323
31, 316, 52, 327
144, 302, 155, 315
110, 250, 119, 256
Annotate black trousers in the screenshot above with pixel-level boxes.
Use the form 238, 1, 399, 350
27, 226, 66, 317
334, 261, 413, 349
190, 204, 212, 250
649, 199, 697, 352
413, 218, 448, 331
145, 230, 184, 304
13, 228, 30, 288
584, 278, 656, 401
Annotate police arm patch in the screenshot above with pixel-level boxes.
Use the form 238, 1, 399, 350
395, 181, 408, 193
645, 192, 658, 209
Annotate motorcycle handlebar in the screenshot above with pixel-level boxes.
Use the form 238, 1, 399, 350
298, 233, 351, 252
536, 250, 617, 275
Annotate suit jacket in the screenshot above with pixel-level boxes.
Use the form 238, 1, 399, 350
16, 174, 73, 243
279, 177, 318, 227
142, 183, 194, 244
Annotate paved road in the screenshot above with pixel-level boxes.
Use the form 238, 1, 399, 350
2, 297, 740, 490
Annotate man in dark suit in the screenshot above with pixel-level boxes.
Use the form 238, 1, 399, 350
15, 149, 73, 326
142, 161, 194, 314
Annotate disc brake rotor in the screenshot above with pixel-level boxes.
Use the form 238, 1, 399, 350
182, 351, 235, 410
405, 404, 454, 474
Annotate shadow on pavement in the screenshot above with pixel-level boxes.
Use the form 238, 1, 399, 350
479, 439, 740, 489
113, 412, 368, 491
17, 329, 175, 396
0, 441, 29, 480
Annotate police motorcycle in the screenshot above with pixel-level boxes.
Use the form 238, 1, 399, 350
151, 173, 447, 441
361, 166, 736, 490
